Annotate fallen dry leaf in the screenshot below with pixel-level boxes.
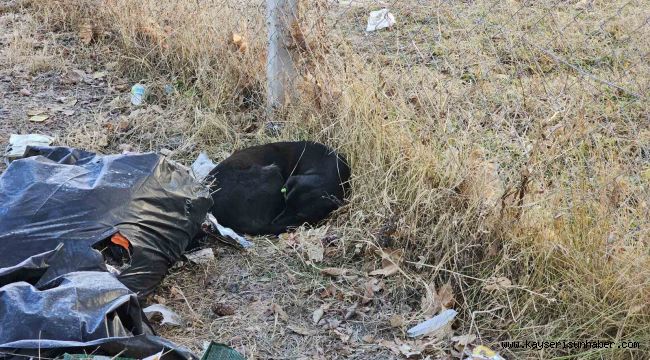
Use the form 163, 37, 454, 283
451, 333, 477, 346
438, 282, 455, 308
29, 114, 49, 122
421, 281, 455, 316
369, 248, 404, 277
361, 334, 374, 343
320, 267, 349, 277
361, 278, 383, 304
322, 318, 341, 330
320, 284, 337, 299
379, 338, 435, 358
270, 303, 288, 321
79, 22, 94, 45
369, 263, 399, 277
287, 324, 317, 336
389, 314, 406, 328
231, 32, 248, 52
484, 277, 512, 291
344, 303, 358, 320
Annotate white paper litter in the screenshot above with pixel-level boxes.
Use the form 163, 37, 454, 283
143, 304, 184, 326
5, 134, 53, 159
407, 309, 458, 337
185, 247, 215, 264
208, 213, 254, 249
366, 8, 396, 32
191, 152, 217, 181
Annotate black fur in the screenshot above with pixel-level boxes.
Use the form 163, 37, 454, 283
206, 141, 351, 235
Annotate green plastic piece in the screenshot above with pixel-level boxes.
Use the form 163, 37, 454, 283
200, 342, 246, 360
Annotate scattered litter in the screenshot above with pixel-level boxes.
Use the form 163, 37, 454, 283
468, 345, 506, 360
205, 213, 254, 249
185, 248, 215, 265
131, 84, 146, 105
19, 88, 31, 96
142, 350, 164, 360
312, 306, 325, 324
0, 147, 213, 296
164, 84, 175, 95
366, 8, 396, 32
407, 308, 458, 337
191, 152, 217, 181
143, 304, 184, 326
5, 134, 53, 160
28, 114, 49, 122
200, 341, 245, 360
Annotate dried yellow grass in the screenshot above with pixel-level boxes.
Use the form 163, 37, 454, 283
22, 0, 650, 358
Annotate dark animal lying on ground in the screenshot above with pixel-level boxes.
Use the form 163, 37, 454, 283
206, 141, 350, 235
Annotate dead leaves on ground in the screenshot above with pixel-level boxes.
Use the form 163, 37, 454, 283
369, 248, 404, 277
230, 32, 248, 53
421, 281, 455, 317
79, 21, 95, 45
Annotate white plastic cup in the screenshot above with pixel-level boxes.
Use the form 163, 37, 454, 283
131, 84, 146, 105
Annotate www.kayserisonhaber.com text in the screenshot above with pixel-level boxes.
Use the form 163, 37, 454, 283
501, 340, 641, 350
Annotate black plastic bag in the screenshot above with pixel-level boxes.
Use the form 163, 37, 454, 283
0, 146, 213, 295
0, 270, 195, 360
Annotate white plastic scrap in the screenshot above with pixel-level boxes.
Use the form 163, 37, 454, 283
142, 350, 165, 360
143, 304, 184, 326
366, 8, 396, 32
208, 213, 254, 249
185, 247, 215, 265
407, 308, 458, 337
5, 134, 53, 159
191, 152, 217, 181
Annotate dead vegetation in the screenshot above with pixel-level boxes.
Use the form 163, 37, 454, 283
2, 0, 649, 358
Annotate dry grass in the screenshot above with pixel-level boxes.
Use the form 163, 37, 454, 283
12, 0, 650, 358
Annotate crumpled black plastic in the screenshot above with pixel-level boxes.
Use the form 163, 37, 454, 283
0, 146, 213, 295
0, 270, 195, 360
0, 147, 214, 359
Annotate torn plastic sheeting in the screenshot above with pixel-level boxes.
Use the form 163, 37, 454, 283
407, 309, 458, 337
4, 133, 53, 160
0, 146, 213, 296
206, 213, 254, 249
366, 8, 396, 32
191, 152, 217, 182
144, 304, 184, 326
0, 271, 195, 360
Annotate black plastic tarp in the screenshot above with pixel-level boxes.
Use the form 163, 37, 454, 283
0, 270, 195, 360
0, 146, 214, 359
0, 146, 213, 295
